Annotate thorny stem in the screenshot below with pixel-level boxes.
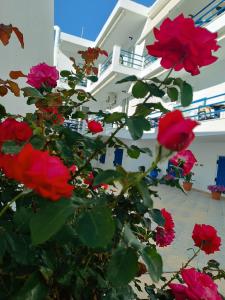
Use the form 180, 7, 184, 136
161, 248, 201, 290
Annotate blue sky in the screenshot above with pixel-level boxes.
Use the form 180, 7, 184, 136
55, 0, 154, 40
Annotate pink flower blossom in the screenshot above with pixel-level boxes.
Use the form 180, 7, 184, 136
155, 208, 175, 247
169, 268, 222, 300
27, 63, 59, 89
170, 149, 197, 176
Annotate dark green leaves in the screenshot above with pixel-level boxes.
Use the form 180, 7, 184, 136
141, 247, 163, 282
180, 81, 193, 107
116, 75, 138, 84
87, 75, 98, 82
107, 247, 138, 286
93, 170, 123, 186
15, 273, 48, 300
2, 140, 22, 154
132, 81, 149, 98
30, 135, 46, 150
30, 199, 74, 245
60, 70, 71, 77
104, 112, 126, 123
173, 78, 193, 107
127, 116, 150, 140
167, 87, 178, 101
22, 87, 44, 99
136, 180, 153, 208
77, 206, 115, 248
149, 209, 165, 226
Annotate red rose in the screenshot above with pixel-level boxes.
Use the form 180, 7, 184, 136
155, 208, 175, 247
169, 268, 222, 300
27, 63, 59, 89
87, 120, 103, 134
170, 149, 197, 175
157, 110, 199, 151
0, 144, 73, 201
146, 14, 219, 75
0, 118, 32, 146
192, 224, 221, 254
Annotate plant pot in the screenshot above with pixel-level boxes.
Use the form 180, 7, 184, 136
183, 181, 193, 191
211, 191, 221, 200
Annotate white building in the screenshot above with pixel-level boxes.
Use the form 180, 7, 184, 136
60, 0, 225, 193
0, 0, 54, 115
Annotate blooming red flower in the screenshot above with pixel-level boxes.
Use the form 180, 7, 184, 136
192, 224, 221, 254
170, 149, 197, 175
155, 208, 175, 247
87, 120, 103, 134
169, 268, 222, 300
0, 144, 73, 201
157, 110, 199, 151
0, 118, 32, 146
27, 63, 59, 89
146, 14, 219, 76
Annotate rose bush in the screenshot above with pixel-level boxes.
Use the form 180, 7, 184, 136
0, 18, 224, 300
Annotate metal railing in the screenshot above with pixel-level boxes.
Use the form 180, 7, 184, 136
119, 49, 143, 69
64, 119, 86, 134
100, 53, 113, 75
148, 92, 225, 127
193, 0, 225, 26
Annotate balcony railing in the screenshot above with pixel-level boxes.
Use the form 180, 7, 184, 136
148, 92, 225, 128
193, 0, 225, 26
119, 49, 143, 69
100, 52, 113, 75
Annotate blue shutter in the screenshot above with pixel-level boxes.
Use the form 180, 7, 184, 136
99, 154, 106, 164
113, 148, 123, 166
216, 156, 225, 185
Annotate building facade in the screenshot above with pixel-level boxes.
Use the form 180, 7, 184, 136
56, 0, 225, 193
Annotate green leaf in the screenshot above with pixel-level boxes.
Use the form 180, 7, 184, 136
87, 75, 98, 82
127, 116, 150, 140
93, 170, 123, 186
135, 102, 169, 117
167, 87, 178, 101
14, 207, 33, 232
107, 247, 138, 287
2, 140, 23, 154
149, 209, 165, 226
123, 224, 143, 250
104, 112, 126, 123
181, 81, 193, 107
136, 179, 153, 208
116, 75, 138, 84
30, 199, 74, 245
148, 83, 165, 97
0, 103, 6, 118
30, 135, 45, 150
22, 87, 44, 99
132, 81, 149, 98
15, 273, 48, 300
141, 247, 163, 282
60, 70, 71, 77
77, 206, 115, 248
127, 145, 140, 159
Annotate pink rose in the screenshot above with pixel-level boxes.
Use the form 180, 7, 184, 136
27, 63, 59, 89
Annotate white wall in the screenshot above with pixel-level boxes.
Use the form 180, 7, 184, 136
0, 0, 54, 115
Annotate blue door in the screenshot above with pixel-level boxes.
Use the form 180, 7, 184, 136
216, 156, 225, 185
99, 154, 106, 164
113, 148, 123, 166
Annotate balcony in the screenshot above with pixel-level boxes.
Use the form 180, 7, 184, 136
193, 0, 225, 27
148, 92, 225, 128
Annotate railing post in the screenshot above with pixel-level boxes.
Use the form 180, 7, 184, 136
112, 45, 121, 67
